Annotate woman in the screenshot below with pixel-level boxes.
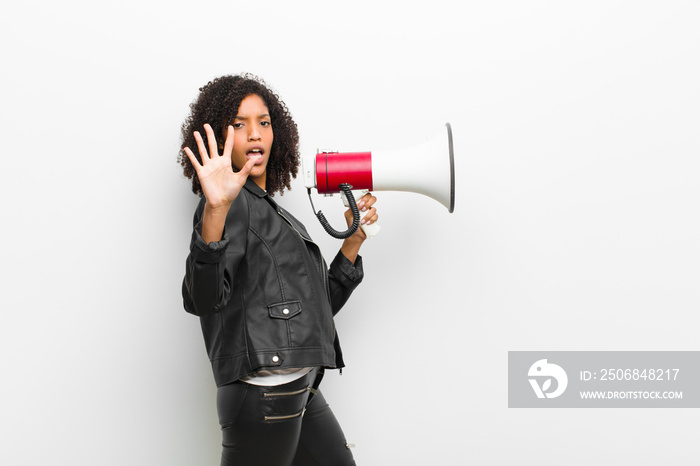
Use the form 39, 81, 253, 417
178, 74, 377, 466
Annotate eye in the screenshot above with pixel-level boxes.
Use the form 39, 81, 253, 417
260, 120, 271, 127
232, 122, 244, 129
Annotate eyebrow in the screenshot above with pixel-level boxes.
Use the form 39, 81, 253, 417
233, 114, 270, 120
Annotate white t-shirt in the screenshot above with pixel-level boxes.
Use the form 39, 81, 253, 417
239, 367, 313, 386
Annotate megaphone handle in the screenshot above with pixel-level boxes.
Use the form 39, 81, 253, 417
360, 220, 381, 238
341, 190, 381, 238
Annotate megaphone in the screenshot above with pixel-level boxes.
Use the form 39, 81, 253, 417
303, 122, 455, 238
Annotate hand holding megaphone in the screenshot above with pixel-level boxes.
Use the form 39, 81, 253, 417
304, 123, 455, 238
342, 190, 380, 238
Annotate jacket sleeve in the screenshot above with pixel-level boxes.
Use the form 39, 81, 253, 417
181, 196, 249, 316
327, 251, 364, 316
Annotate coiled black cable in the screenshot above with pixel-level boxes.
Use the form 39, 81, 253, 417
307, 183, 360, 239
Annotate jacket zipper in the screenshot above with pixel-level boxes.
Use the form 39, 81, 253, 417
276, 208, 338, 374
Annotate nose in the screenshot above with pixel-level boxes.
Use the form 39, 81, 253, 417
248, 125, 261, 141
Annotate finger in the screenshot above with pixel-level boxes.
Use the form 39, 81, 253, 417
359, 194, 377, 212
183, 147, 202, 169
236, 157, 257, 179
193, 131, 209, 163
222, 125, 234, 158
203, 124, 220, 158
361, 207, 377, 225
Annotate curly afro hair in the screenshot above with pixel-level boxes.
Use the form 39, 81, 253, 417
178, 74, 300, 197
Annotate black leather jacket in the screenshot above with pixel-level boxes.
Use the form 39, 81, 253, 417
182, 180, 364, 387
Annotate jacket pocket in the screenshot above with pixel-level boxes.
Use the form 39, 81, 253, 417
268, 300, 302, 320
267, 300, 302, 348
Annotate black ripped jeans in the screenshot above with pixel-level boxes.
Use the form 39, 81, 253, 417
217, 368, 356, 466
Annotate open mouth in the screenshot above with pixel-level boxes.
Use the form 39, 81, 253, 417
246, 148, 264, 161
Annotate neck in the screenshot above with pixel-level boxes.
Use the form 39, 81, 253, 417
253, 173, 267, 191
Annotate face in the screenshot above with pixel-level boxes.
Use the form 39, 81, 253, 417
228, 94, 274, 190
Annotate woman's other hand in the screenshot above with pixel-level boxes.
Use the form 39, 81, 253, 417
341, 192, 378, 263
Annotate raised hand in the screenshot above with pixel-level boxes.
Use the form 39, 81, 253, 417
184, 123, 256, 210
184, 123, 256, 243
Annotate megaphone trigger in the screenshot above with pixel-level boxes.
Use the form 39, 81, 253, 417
340, 189, 381, 238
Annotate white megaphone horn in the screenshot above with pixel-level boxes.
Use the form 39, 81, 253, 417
303, 122, 455, 239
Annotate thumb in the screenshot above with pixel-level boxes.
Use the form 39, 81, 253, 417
237, 157, 257, 179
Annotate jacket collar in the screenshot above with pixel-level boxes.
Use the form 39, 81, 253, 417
241, 178, 314, 241
243, 178, 268, 198
243, 178, 282, 213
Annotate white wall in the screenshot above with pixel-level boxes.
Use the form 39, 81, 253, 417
2, 1, 699, 464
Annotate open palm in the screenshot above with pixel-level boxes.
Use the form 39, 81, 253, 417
184, 123, 255, 209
